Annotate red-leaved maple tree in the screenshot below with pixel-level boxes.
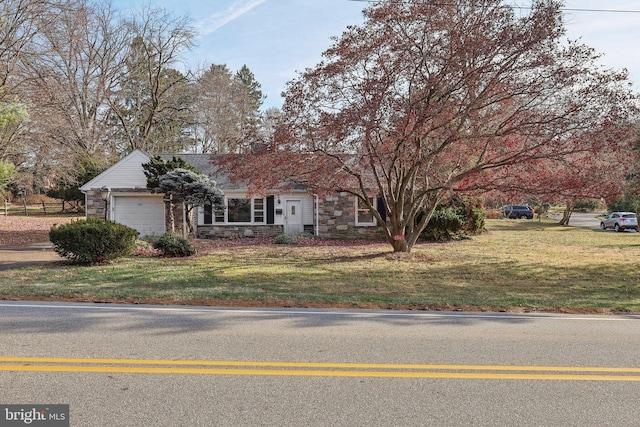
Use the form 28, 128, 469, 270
462, 125, 639, 223
219, 0, 639, 252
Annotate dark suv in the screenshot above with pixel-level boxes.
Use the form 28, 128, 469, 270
502, 205, 534, 219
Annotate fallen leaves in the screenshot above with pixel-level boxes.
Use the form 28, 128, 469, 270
0, 214, 388, 253
0, 215, 77, 246
190, 235, 387, 255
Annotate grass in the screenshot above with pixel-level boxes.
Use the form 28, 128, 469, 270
1, 218, 639, 313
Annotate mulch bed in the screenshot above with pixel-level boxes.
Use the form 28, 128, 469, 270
0, 215, 387, 252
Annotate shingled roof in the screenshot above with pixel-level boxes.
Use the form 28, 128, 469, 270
158, 153, 245, 190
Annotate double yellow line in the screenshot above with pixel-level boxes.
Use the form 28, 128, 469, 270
1, 357, 640, 381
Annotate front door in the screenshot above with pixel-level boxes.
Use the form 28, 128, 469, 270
284, 199, 303, 235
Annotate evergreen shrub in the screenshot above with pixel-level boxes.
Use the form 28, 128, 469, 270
572, 198, 601, 212
274, 234, 297, 244
153, 232, 196, 257
425, 207, 465, 241
49, 219, 138, 264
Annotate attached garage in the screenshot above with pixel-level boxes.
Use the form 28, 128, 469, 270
111, 195, 166, 237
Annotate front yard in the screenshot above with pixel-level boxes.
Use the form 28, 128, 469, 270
1, 216, 639, 313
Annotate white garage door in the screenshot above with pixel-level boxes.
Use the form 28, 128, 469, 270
112, 196, 166, 237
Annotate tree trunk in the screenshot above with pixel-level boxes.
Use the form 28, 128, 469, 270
391, 235, 409, 253
166, 195, 175, 233
382, 201, 437, 253
184, 205, 196, 237
181, 202, 189, 239
559, 201, 573, 225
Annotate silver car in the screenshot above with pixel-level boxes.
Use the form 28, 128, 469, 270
600, 212, 639, 232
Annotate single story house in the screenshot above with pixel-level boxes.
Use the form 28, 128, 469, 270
80, 149, 385, 239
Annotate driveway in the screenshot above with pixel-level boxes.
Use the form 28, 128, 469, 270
562, 211, 605, 230
0, 242, 63, 271
544, 212, 600, 229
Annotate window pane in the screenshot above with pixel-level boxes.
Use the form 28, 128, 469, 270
358, 210, 374, 223
228, 198, 251, 222
203, 204, 213, 225
214, 206, 225, 223
357, 198, 374, 223
253, 197, 265, 223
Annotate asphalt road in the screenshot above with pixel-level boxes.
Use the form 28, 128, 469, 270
1, 302, 639, 426
566, 212, 602, 229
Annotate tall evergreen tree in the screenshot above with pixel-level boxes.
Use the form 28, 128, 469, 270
191, 64, 265, 153
235, 65, 264, 112
142, 155, 195, 192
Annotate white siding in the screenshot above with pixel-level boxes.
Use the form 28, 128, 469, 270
80, 150, 151, 191
301, 195, 314, 225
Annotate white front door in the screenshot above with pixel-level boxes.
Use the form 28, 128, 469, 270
284, 199, 303, 235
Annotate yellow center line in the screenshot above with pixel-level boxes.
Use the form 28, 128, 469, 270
1, 357, 639, 381
1, 364, 640, 381
1, 356, 640, 373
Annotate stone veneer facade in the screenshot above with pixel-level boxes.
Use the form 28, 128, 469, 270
84, 188, 106, 220
86, 188, 383, 240
197, 224, 284, 239
317, 192, 383, 240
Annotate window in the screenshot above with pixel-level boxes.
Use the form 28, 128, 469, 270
355, 197, 376, 226
228, 198, 251, 223
202, 196, 266, 225
214, 205, 225, 223
254, 197, 265, 223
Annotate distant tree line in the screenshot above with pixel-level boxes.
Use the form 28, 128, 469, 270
0, 0, 278, 200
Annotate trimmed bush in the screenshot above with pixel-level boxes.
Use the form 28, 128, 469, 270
49, 219, 138, 264
274, 234, 297, 245
153, 232, 196, 257
423, 208, 465, 241
134, 239, 161, 256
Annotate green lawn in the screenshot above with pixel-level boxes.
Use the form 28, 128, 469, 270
1, 219, 639, 313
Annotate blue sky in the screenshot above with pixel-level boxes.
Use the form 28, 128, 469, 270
112, 0, 640, 110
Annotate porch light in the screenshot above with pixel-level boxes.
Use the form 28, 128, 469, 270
100, 186, 111, 220
100, 186, 111, 201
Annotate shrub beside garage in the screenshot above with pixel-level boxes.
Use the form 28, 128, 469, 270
49, 218, 138, 264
